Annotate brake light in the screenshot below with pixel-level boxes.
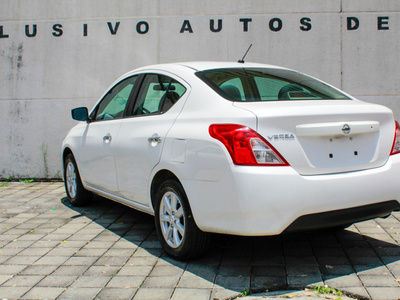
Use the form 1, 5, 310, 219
209, 124, 289, 166
391, 121, 400, 155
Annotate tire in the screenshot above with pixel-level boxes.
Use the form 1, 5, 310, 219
154, 179, 210, 260
329, 224, 352, 231
64, 153, 92, 206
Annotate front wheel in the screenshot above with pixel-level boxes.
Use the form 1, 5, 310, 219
154, 180, 210, 260
64, 153, 92, 206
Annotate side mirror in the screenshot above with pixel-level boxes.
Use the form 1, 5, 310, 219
71, 107, 89, 121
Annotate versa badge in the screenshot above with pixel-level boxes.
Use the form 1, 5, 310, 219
267, 134, 295, 141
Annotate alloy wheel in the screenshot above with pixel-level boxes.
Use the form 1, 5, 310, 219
66, 161, 77, 198
159, 191, 185, 248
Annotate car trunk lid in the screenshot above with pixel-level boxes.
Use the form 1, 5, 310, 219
233, 100, 395, 175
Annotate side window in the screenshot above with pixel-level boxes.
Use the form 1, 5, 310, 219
220, 78, 244, 101
132, 74, 186, 116
94, 76, 137, 121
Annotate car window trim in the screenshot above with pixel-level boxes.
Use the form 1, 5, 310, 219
131, 73, 170, 117
123, 74, 145, 119
195, 68, 351, 102
126, 72, 188, 118
89, 74, 142, 122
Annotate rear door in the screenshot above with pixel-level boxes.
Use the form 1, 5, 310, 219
115, 73, 189, 205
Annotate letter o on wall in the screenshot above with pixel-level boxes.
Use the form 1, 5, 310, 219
269, 18, 283, 32
136, 21, 149, 34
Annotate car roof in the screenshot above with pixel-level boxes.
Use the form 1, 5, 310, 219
113, 61, 291, 87
132, 61, 287, 73
176, 61, 286, 71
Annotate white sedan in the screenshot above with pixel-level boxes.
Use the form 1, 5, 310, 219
62, 61, 400, 259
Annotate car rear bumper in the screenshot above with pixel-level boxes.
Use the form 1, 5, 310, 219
283, 200, 400, 233
183, 154, 400, 236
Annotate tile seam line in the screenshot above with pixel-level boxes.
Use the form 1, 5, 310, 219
23, 202, 119, 298
88, 208, 140, 297
0, 11, 397, 23
131, 226, 162, 299
337, 225, 372, 299
5, 192, 67, 299
354, 221, 389, 299
0, 13, 341, 22
373, 219, 400, 288
340, 5, 343, 90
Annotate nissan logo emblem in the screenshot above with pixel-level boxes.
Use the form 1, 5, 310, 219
342, 124, 351, 134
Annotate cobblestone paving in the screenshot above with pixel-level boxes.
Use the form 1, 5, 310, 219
0, 182, 400, 299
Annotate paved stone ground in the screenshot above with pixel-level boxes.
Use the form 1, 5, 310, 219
0, 182, 400, 300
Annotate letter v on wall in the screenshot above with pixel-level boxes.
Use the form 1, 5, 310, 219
107, 22, 120, 35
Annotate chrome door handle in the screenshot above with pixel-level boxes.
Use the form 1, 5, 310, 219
103, 134, 112, 143
148, 136, 162, 143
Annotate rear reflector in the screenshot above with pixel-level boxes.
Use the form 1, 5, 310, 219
391, 120, 400, 155
209, 124, 289, 166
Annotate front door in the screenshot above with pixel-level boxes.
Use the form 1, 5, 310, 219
79, 76, 138, 193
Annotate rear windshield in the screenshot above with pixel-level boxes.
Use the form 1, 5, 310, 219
195, 68, 350, 102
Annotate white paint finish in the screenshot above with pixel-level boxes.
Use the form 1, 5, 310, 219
342, 0, 400, 13
235, 100, 394, 175
184, 155, 400, 235
78, 119, 122, 194
171, 140, 186, 163
115, 115, 177, 204
359, 96, 400, 121
295, 121, 380, 137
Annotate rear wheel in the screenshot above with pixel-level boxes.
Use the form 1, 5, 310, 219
329, 224, 352, 231
154, 180, 210, 260
64, 153, 92, 206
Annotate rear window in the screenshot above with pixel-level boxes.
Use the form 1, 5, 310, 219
195, 68, 350, 102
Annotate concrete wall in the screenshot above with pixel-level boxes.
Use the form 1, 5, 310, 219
1, 0, 399, 178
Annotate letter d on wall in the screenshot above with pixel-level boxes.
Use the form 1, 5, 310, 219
347, 17, 359, 30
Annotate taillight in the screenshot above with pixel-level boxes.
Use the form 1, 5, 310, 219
209, 124, 289, 166
391, 120, 400, 155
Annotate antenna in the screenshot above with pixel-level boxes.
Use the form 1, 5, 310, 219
238, 44, 252, 63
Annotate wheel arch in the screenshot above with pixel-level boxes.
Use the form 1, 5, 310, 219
63, 147, 73, 161
151, 170, 210, 259
62, 147, 73, 178
150, 170, 182, 210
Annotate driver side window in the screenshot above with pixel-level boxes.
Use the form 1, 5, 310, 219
94, 76, 137, 121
